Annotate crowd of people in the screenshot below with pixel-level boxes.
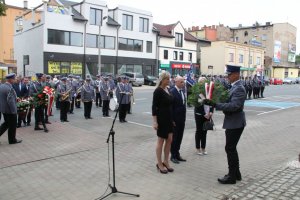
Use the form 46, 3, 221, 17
152, 65, 249, 185
0, 72, 135, 144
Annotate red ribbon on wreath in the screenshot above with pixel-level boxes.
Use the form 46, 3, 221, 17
43, 86, 55, 116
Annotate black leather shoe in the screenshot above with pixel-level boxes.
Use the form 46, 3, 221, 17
120, 120, 124, 123
34, 127, 43, 131
9, 139, 22, 144
26, 123, 31, 126
123, 120, 127, 122
218, 175, 236, 184
177, 156, 186, 162
170, 157, 180, 164
44, 128, 49, 133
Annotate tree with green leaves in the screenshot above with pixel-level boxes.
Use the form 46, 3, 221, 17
296, 54, 300, 65
0, 0, 7, 16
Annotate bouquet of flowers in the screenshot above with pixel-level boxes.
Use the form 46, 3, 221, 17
188, 80, 229, 107
17, 98, 31, 114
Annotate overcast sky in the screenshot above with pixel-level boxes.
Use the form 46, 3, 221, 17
6, 0, 300, 53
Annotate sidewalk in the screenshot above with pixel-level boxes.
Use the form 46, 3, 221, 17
0, 105, 299, 200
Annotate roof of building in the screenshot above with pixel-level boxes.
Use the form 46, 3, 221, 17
71, 7, 87, 21
153, 22, 198, 42
107, 16, 120, 26
58, 0, 79, 7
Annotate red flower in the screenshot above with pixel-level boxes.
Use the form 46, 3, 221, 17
38, 94, 44, 98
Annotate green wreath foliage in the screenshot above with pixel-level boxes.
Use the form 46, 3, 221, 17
187, 80, 229, 107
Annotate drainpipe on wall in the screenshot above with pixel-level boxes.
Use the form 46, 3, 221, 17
115, 25, 120, 75
83, 20, 87, 78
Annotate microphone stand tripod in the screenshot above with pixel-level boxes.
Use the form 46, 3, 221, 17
96, 93, 140, 200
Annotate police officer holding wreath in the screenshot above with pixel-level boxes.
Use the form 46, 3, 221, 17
204, 65, 247, 184
0, 73, 22, 144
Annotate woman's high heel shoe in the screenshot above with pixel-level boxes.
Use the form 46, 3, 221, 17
162, 163, 174, 172
156, 164, 168, 174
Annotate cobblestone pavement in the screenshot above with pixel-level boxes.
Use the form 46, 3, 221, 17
0, 92, 299, 200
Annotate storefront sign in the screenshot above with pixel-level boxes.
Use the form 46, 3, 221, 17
160, 64, 170, 68
171, 63, 191, 69
71, 62, 82, 74
48, 61, 60, 74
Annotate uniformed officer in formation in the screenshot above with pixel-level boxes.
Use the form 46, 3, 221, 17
246, 76, 253, 99
260, 77, 265, 98
94, 74, 102, 108
100, 76, 111, 117
0, 73, 22, 144
125, 77, 133, 114
252, 75, 259, 99
68, 75, 78, 114
116, 76, 131, 123
44, 75, 53, 124
81, 77, 95, 119
75, 76, 83, 109
30, 73, 48, 133
57, 77, 71, 122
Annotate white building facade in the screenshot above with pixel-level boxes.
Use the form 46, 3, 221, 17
14, 0, 158, 77
153, 21, 198, 76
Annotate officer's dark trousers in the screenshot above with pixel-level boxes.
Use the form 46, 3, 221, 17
84, 101, 92, 118
60, 101, 70, 121
35, 106, 46, 129
69, 97, 75, 113
171, 119, 185, 159
75, 95, 81, 108
44, 106, 49, 122
26, 109, 31, 124
119, 104, 128, 121
0, 114, 17, 143
17, 113, 26, 126
225, 127, 244, 179
260, 86, 265, 97
95, 93, 102, 107
102, 100, 110, 116
56, 95, 61, 109
247, 88, 252, 99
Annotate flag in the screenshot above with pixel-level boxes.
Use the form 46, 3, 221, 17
186, 63, 195, 86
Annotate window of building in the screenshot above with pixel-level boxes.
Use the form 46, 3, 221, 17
173, 51, 178, 60
100, 35, 115, 49
244, 31, 248, 36
235, 36, 239, 42
70, 32, 83, 46
139, 17, 149, 33
179, 52, 184, 60
146, 41, 152, 53
175, 33, 183, 47
86, 34, 97, 48
61, 62, 70, 74
188, 53, 192, 61
122, 14, 133, 30
90, 8, 102, 25
229, 53, 234, 62
48, 29, 70, 45
119, 37, 143, 52
239, 54, 244, 63
249, 56, 253, 64
164, 50, 168, 59
257, 57, 261, 65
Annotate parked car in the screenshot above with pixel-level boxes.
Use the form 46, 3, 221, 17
296, 77, 300, 84
270, 78, 283, 85
283, 77, 297, 84
144, 75, 158, 86
120, 72, 144, 86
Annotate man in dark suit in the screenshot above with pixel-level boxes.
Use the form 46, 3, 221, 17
206, 65, 246, 184
0, 73, 22, 144
170, 76, 187, 164
13, 77, 28, 127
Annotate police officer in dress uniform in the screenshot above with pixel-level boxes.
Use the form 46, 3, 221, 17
125, 77, 133, 114
100, 77, 111, 117
82, 77, 95, 119
94, 75, 102, 108
260, 76, 265, 98
23, 77, 32, 126
57, 77, 71, 122
116, 76, 130, 123
75, 76, 83, 108
68, 75, 77, 114
205, 65, 246, 184
30, 73, 48, 133
0, 73, 22, 144
246, 76, 253, 99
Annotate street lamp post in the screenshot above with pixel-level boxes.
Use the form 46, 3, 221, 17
248, 41, 251, 77
98, 16, 107, 76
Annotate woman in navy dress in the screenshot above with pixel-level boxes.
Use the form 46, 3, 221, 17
152, 71, 174, 174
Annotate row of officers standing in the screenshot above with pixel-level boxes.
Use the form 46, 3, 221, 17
0, 73, 134, 145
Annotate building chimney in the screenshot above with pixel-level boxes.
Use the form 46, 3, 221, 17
238, 24, 242, 27
24, 0, 28, 9
266, 22, 271, 26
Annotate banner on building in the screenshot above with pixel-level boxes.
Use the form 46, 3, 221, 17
273, 40, 281, 63
48, 61, 60, 74
288, 43, 296, 62
71, 62, 83, 74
